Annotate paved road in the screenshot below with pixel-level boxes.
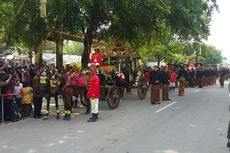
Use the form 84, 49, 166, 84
0, 82, 230, 153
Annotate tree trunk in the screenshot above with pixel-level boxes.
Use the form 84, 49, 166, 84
56, 39, 64, 68
157, 55, 161, 67
28, 49, 33, 64
34, 34, 43, 68
82, 29, 93, 68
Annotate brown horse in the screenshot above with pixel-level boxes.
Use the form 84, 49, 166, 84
59, 71, 90, 120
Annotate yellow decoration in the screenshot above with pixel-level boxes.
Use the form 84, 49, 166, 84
56, 109, 60, 114
40, 75, 47, 85
44, 110, 49, 115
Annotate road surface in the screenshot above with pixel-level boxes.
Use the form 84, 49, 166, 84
0, 82, 229, 153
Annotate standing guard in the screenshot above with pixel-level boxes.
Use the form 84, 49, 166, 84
196, 67, 204, 88
188, 68, 195, 87
203, 68, 208, 87
45, 69, 61, 119
150, 66, 160, 104
39, 69, 49, 117
32, 69, 42, 118
161, 66, 171, 101
177, 65, 187, 96
219, 68, 225, 88
87, 65, 100, 122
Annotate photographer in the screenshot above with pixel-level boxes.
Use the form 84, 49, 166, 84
0, 63, 12, 87
0, 61, 14, 122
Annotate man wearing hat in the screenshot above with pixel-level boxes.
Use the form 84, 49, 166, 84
87, 65, 100, 122
196, 67, 204, 88
177, 65, 187, 96
161, 66, 170, 101
32, 69, 43, 118
150, 66, 161, 104
90, 47, 103, 66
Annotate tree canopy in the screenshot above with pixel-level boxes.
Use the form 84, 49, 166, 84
0, 0, 221, 66
199, 44, 222, 65
63, 41, 83, 55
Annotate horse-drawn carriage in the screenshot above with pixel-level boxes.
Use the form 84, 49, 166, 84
80, 47, 148, 110
97, 65, 120, 109
43, 46, 148, 120
100, 48, 148, 102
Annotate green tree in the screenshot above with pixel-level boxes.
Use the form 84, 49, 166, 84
0, 0, 218, 67
166, 0, 217, 41
106, 0, 170, 45
199, 44, 222, 65
139, 23, 184, 65
130, 0, 218, 65
63, 41, 83, 55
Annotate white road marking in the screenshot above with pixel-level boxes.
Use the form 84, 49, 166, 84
193, 89, 201, 93
155, 101, 177, 113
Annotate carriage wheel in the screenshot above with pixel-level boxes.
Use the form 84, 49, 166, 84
118, 87, 125, 98
107, 86, 120, 109
137, 77, 148, 100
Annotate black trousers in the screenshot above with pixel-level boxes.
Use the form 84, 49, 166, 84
33, 97, 42, 117
188, 78, 194, 87
197, 78, 203, 88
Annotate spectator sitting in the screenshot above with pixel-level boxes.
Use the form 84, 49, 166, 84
20, 83, 33, 117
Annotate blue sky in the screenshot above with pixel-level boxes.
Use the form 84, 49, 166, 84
207, 0, 230, 61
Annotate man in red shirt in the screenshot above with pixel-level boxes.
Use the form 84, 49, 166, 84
87, 65, 100, 122
90, 48, 103, 66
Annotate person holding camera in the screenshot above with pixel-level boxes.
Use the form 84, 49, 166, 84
21, 65, 31, 87
0, 61, 14, 122
0, 63, 12, 87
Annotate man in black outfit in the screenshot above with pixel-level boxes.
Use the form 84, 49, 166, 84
161, 66, 170, 101
177, 65, 187, 96
150, 66, 161, 104
32, 69, 43, 118
196, 67, 204, 88
188, 68, 195, 87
